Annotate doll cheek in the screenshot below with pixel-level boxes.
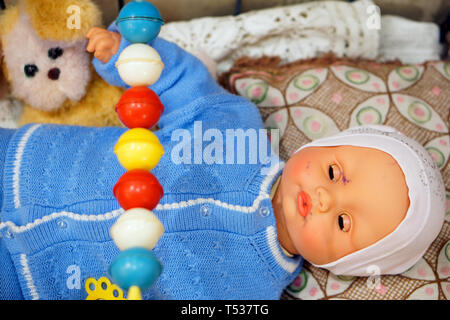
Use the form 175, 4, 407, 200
284, 162, 310, 189
293, 158, 310, 174
300, 230, 318, 247
297, 223, 327, 253
293, 232, 321, 260
286, 153, 308, 173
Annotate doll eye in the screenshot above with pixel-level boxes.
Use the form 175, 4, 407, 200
24, 64, 39, 78
328, 164, 341, 182
48, 47, 64, 60
338, 214, 351, 232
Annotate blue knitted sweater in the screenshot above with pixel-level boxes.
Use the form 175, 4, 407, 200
0, 26, 303, 300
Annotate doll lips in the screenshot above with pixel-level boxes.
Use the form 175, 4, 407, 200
297, 191, 312, 217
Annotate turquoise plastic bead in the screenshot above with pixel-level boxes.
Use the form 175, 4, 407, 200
116, 0, 164, 43
109, 247, 162, 291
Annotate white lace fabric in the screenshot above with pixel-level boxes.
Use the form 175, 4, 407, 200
160, 0, 380, 75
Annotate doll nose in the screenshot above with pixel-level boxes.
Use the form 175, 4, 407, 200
48, 68, 60, 80
316, 187, 332, 212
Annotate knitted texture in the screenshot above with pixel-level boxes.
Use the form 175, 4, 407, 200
0, 32, 303, 299
0, 128, 23, 299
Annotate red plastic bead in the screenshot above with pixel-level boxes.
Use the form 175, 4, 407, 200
115, 86, 164, 129
113, 169, 164, 211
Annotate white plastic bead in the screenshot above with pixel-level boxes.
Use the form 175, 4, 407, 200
110, 208, 164, 251
115, 43, 164, 87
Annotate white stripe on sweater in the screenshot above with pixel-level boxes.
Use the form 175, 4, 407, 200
155, 161, 284, 212
155, 194, 268, 213
20, 253, 39, 300
0, 209, 124, 234
266, 226, 300, 273
13, 124, 42, 209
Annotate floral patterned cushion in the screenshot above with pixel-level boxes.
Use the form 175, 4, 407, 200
219, 56, 450, 300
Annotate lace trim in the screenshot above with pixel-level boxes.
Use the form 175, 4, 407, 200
159, 0, 380, 75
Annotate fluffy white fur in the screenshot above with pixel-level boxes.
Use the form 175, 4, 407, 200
2, 10, 91, 112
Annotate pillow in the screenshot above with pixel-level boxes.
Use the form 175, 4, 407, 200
219, 55, 450, 300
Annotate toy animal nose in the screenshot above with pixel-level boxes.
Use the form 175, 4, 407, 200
48, 68, 60, 80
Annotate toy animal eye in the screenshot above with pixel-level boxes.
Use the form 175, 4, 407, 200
328, 164, 341, 182
24, 64, 39, 78
338, 214, 351, 232
48, 47, 64, 60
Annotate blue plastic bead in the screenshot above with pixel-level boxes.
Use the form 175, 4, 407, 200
116, 1, 164, 43
109, 247, 162, 291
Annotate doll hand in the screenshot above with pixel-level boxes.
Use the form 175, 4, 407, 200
86, 27, 122, 64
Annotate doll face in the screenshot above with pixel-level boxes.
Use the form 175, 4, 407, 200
276, 145, 410, 265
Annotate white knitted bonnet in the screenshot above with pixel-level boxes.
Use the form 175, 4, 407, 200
295, 125, 446, 276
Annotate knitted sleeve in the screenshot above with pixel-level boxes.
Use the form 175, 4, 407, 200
0, 128, 24, 299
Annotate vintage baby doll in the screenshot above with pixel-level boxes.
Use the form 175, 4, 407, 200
0, 25, 445, 299
273, 127, 445, 276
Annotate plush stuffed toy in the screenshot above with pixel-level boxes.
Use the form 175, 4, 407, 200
0, 0, 124, 127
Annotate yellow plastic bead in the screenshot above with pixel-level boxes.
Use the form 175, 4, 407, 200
114, 128, 164, 171
127, 286, 143, 300
85, 277, 125, 300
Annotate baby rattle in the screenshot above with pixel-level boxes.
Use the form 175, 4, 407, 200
85, 0, 165, 300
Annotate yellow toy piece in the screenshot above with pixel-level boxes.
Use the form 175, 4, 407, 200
127, 286, 143, 300
85, 277, 125, 300
114, 128, 164, 171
